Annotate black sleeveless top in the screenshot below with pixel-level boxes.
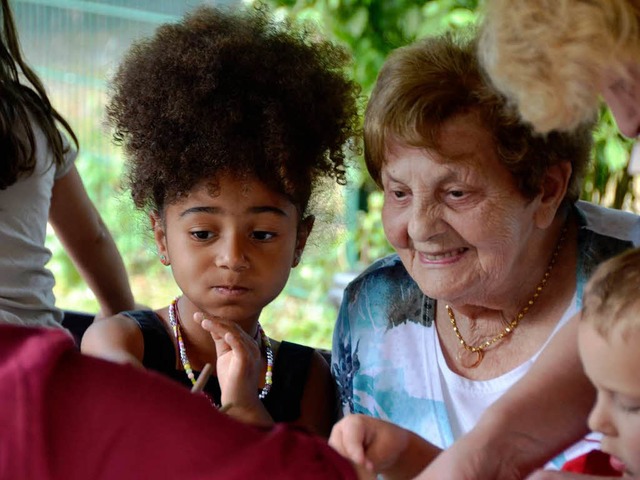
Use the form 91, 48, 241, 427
122, 310, 314, 423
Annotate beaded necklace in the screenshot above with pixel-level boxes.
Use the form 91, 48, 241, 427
168, 297, 274, 400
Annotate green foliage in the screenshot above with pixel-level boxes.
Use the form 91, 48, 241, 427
582, 106, 636, 209
264, 0, 479, 97
353, 190, 393, 267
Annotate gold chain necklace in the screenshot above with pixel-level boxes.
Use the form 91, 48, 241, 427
445, 225, 567, 369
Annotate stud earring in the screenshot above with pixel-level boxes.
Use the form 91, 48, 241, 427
160, 254, 169, 266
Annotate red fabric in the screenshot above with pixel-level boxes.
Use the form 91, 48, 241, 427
0, 325, 356, 480
561, 450, 622, 476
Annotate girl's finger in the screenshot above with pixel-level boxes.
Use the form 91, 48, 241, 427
200, 316, 244, 334
194, 312, 232, 331
200, 318, 225, 340
200, 317, 236, 335
223, 332, 260, 359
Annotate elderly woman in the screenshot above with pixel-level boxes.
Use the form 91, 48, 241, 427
418, 2, 640, 479
330, 31, 639, 478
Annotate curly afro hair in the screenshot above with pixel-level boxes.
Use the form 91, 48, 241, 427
107, 4, 361, 215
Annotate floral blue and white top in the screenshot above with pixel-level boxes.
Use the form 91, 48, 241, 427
332, 201, 639, 469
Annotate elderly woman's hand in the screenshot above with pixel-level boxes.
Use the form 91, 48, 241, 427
329, 414, 440, 480
416, 426, 522, 480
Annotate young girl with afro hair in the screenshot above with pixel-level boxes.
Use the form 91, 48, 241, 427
81, 4, 360, 437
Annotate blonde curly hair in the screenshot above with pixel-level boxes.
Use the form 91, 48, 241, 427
479, 0, 640, 134
582, 247, 640, 338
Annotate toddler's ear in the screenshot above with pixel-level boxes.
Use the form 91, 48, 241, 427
293, 216, 315, 267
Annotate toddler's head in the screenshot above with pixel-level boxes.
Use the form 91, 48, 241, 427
580, 247, 640, 477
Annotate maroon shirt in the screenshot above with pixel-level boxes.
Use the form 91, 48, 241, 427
0, 325, 356, 480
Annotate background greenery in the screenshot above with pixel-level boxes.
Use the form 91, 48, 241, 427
29, 0, 636, 349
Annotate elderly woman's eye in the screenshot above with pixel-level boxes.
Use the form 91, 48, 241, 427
449, 190, 466, 198
392, 190, 407, 199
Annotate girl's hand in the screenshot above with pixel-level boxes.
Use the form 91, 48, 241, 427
194, 313, 272, 426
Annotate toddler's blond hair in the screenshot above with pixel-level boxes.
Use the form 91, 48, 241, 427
582, 247, 640, 338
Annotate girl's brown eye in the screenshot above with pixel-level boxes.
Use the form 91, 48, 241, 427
252, 231, 276, 241
192, 231, 213, 240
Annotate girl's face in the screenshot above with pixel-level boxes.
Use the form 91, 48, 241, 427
601, 63, 640, 138
153, 174, 312, 328
380, 112, 547, 308
579, 322, 640, 478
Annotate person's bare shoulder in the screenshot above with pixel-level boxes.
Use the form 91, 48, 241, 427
80, 313, 145, 367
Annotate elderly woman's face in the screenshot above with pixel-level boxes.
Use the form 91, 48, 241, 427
380, 112, 541, 305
